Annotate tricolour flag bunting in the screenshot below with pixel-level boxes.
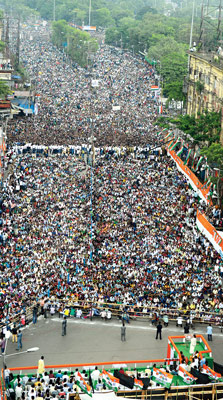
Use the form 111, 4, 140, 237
134, 378, 144, 389
152, 368, 173, 389
178, 366, 197, 385
203, 365, 222, 380
101, 369, 120, 392
76, 372, 92, 397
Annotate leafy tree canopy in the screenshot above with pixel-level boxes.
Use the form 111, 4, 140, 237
0, 80, 11, 98
200, 143, 223, 171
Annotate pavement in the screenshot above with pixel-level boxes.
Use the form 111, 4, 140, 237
3, 316, 223, 371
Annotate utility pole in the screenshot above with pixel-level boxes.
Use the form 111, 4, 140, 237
199, 0, 205, 50
5, 17, 9, 59
217, 0, 222, 42
53, 0, 56, 21
188, 0, 195, 71
15, 17, 20, 69
88, 0, 91, 26
198, 0, 222, 50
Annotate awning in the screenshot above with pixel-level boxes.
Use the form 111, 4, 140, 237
12, 75, 22, 80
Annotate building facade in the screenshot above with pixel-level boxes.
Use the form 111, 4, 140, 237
187, 51, 223, 144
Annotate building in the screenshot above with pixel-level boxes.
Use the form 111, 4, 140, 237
187, 50, 223, 144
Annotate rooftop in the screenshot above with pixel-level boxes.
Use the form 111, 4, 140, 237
188, 50, 223, 70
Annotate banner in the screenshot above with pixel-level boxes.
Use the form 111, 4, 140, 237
178, 366, 197, 385
169, 139, 180, 151
102, 370, 119, 392
184, 148, 192, 165
157, 128, 168, 137
168, 149, 212, 205
76, 372, 92, 397
152, 368, 173, 388
176, 144, 184, 157
164, 131, 173, 140
134, 378, 144, 389
202, 365, 222, 380
196, 210, 223, 258
196, 156, 204, 171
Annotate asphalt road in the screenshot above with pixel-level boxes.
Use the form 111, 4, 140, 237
3, 316, 223, 371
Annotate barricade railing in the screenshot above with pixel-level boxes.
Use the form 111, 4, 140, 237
6, 359, 175, 373
168, 335, 212, 363
1, 300, 223, 332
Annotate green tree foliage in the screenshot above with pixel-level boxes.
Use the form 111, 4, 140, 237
0, 80, 11, 98
4, 0, 217, 101
93, 8, 114, 27
135, 6, 157, 20
171, 111, 221, 145
200, 143, 223, 170
147, 36, 187, 100
0, 40, 5, 53
110, 7, 134, 25
52, 20, 98, 67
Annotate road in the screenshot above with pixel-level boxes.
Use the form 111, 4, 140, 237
3, 317, 223, 371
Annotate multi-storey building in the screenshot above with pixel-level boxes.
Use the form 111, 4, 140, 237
187, 50, 223, 144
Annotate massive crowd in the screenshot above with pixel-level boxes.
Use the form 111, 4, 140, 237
0, 20, 223, 329
7, 23, 157, 147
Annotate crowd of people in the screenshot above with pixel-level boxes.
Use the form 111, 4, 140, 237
0, 20, 223, 330
7, 23, 158, 147
4, 359, 218, 399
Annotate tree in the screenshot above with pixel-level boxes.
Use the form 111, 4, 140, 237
105, 28, 120, 45
147, 37, 187, 100
0, 80, 11, 99
51, 20, 98, 67
200, 143, 223, 170
0, 41, 5, 53
135, 6, 157, 20
111, 7, 134, 25
171, 111, 221, 145
92, 8, 114, 28
51, 20, 68, 48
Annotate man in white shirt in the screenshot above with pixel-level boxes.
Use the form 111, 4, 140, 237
190, 334, 197, 354
15, 383, 23, 400
91, 367, 100, 385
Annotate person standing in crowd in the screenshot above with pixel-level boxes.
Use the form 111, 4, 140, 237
156, 321, 163, 340
62, 316, 67, 336
33, 304, 38, 324
207, 324, 213, 341
1, 336, 6, 354
184, 323, 190, 334
37, 356, 45, 377
4, 366, 10, 386
121, 321, 126, 342
16, 330, 22, 350
190, 334, 197, 354
12, 324, 18, 343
